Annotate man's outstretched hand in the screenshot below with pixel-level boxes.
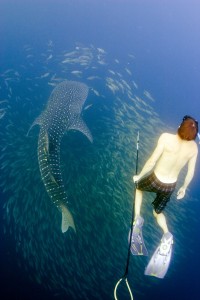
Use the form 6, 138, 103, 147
177, 187, 186, 199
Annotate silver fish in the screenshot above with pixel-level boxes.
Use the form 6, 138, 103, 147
29, 80, 93, 233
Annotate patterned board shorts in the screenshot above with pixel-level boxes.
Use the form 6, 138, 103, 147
136, 172, 176, 214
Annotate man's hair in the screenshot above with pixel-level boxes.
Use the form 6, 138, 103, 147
177, 115, 198, 141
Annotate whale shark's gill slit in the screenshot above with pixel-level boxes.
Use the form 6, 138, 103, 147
30, 81, 93, 233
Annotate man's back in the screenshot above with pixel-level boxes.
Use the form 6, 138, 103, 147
154, 133, 198, 183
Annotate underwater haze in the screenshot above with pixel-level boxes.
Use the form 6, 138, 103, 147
0, 1, 200, 300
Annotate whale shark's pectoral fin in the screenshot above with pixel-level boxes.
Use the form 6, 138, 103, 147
27, 116, 42, 136
61, 204, 76, 233
69, 117, 93, 143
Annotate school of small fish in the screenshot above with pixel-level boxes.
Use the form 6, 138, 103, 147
0, 42, 191, 299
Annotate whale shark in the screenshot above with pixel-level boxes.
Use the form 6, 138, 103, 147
29, 80, 93, 233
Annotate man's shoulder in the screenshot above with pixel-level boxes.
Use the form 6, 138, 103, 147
160, 132, 174, 137
159, 132, 175, 141
190, 140, 198, 153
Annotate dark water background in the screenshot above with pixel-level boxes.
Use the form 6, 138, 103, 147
0, 1, 200, 299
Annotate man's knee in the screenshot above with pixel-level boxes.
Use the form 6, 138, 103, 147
135, 188, 142, 195
153, 209, 165, 219
153, 209, 157, 218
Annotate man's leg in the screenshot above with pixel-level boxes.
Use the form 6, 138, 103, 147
130, 188, 148, 255
153, 210, 169, 234
134, 188, 143, 220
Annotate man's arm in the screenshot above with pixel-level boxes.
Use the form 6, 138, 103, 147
133, 133, 165, 182
177, 147, 198, 199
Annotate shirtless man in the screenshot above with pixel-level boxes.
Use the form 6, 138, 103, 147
130, 115, 199, 277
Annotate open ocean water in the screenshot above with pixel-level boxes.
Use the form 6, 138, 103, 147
0, 1, 200, 299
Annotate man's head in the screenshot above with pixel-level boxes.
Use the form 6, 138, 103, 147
177, 115, 198, 141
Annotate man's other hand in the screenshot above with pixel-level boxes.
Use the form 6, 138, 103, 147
177, 187, 186, 199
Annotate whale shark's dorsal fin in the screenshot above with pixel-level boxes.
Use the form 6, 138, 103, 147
68, 117, 93, 143
43, 130, 49, 154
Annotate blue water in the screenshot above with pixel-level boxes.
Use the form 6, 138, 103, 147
1, 1, 200, 299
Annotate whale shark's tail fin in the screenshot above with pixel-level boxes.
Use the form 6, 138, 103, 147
61, 204, 76, 233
